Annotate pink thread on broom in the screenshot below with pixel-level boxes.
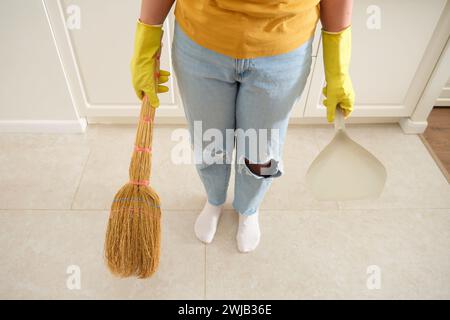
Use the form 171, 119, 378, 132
134, 145, 151, 152
130, 180, 149, 186
130, 95, 151, 188
142, 115, 152, 123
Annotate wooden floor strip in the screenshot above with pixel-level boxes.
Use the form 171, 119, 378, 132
420, 107, 450, 184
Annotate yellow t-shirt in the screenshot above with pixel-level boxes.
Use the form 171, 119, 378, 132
174, 0, 321, 59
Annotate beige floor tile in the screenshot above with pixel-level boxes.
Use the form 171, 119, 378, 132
2, 123, 450, 300
0, 210, 204, 299
0, 133, 90, 209
74, 125, 334, 212
263, 126, 339, 211
205, 208, 450, 299
313, 124, 450, 209
72, 125, 211, 211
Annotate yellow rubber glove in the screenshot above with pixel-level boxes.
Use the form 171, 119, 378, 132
322, 26, 355, 123
131, 20, 170, 107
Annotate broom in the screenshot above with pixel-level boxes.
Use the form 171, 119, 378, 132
104, 95, 161, 278
104, 20, 167, 278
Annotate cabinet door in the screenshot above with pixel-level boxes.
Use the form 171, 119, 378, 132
290, 22, 321, 118
49, 0, 325, 121
304, 0, 447, 119
47, 0, 183, 119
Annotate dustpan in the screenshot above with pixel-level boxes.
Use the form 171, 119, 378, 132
306, 107, 387, 201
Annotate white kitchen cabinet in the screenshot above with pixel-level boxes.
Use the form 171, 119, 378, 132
290, 22, 321, 119
45, 0, 183, 120
304, 0, 448, 120
44, 0, 450, 130
46, 0, 322, 122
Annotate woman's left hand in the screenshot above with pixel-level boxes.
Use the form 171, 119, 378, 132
322, 26, 355, 123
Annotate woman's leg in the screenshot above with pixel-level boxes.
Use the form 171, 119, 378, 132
172, 22, 237, 242
233, 38, 314, 251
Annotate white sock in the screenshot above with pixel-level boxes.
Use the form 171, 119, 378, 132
236, 210, 261, 253
194, 201, 223, 244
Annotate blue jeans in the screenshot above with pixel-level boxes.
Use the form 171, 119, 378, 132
172, 21, 313, 215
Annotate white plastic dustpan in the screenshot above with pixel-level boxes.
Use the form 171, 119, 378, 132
306, 107, 387, 201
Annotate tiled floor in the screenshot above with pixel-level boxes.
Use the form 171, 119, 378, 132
0, 123, 449, 299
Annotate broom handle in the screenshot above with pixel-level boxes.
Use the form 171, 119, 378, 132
128, 96, 155, 186
334, 105, 346, 131
129, 43, 161, 186
128, 37, 162, 186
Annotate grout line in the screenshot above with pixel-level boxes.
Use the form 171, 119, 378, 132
70, 148, 93, 210
2, 207, 450, 212
0, 208, 108, 212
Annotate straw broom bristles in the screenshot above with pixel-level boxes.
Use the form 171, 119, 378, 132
104, 96, 161, 278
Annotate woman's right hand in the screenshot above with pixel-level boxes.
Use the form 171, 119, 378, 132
131, 20, 170, 107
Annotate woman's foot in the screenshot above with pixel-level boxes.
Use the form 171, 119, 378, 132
236, 210, 261, 253
194, 201, 223, 244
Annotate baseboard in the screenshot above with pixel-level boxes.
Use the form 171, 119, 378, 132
87, 116, 188, 125
87, 116, 401, 125
0, 118, 87, 133
399, 117, 428, 134
435, 99, 450, 107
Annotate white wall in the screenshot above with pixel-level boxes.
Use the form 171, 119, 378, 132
0, 0, 83, 132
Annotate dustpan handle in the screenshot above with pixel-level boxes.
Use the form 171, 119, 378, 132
334, 105, 345, 131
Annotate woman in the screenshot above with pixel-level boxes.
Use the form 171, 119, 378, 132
131, 0, 355, 252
